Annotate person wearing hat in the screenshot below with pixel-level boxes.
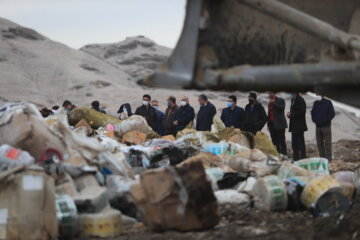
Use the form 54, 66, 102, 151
91, 100, 106, 114
243, 92, 268, 135
117, 103, 133, 120
196, 94, 217, 131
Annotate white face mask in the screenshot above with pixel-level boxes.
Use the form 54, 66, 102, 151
315, 96, 322, 101
180, 101, 187, 107
143, 101, 149, 106
123, 107, 128, 113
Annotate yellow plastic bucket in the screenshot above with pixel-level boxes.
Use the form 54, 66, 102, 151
301, 175, 340, 208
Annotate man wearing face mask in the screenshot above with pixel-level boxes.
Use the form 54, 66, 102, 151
196, 94, 217, 131
268, 92, 288, 155
287, 93, 308, 160
221, 95, 244, 129
243, 92, 268, 135
135, 94, 158, 131
151, 100, 165, 136
311, 93, 335, 161
162, 96, 180, 136
174, 96, 195, 131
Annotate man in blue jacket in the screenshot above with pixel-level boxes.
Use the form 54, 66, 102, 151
311, 94, 335, 161
174, 96, 195, 131
221, 95, 244, 129
196, 94, 217, 131
151, 100, 165, 136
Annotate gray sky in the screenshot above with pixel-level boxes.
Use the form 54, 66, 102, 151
0, 0, 186, 49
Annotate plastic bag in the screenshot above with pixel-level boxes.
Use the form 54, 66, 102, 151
215, 190, 250, 207
0, 144, 34, 171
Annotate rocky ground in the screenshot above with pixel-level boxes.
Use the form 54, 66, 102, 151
112, 140, 360, 240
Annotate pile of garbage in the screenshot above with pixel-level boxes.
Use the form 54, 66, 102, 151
0, 102, 358, 239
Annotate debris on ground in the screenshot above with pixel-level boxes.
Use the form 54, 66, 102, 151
0, 102, 359, 240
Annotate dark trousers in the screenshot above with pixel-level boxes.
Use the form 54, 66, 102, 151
291, 132, 306, 160
269, 125, 287, 155
316, 126, 332, 161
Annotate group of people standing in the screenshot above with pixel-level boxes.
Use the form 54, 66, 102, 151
123, 92, 335, 162
56, 91, 335, 162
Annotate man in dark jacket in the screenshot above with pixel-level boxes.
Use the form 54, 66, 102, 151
135, 94, 158, 131
221, 95, 244, 129
174, 96, 195, 131
196, 94, 217, 131
243, 92, 267, 135
311, 94, 335, 161
268, 92, 288, 155
287, 93, 308, 160
91, 100, 106, 114
151, 100, 165, 136
163, 96, 180, 136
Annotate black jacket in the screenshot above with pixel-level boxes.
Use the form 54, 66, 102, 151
221, 106, 245, 129
267, 97, 288, 130
311, 98, 335, 128
163, 105, 179, 136
135, 105, 158, 131
174, 104, 195, 131
196, 102, 217, 131
289, 95, 308, 133
117, 103, 133, 117
243, 101, 268, 134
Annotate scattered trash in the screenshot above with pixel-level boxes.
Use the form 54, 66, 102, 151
253, 175, 288, 211
254, 132, 280, 158
56, 195, 78, 239
215, 190, 250, 207
130, 161, 219, 231
301, 175, 349, 216
68, 107, 121, 128
78, 207, 122, 238
0, 101, 356, 238
295, 158, 330, 175
0, 167, 58, 240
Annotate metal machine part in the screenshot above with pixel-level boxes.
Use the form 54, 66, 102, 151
139, 0, 360, 107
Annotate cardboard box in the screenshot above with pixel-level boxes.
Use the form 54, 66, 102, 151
73, 187, 108, 213
67, 155, 88, 166
121, 131, 147, 145
160, 135, 176, 141
0, 168, 58, 240
74, 174, 100, 192
0, 109, 66, 160
56, 174, 79, 197
130, 161, 219, 231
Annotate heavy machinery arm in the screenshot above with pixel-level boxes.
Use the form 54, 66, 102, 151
139, 0, 360, 107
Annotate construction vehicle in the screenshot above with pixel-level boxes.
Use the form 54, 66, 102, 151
140, 0, 360, 108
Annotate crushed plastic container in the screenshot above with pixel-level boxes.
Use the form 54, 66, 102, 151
78, 208, 122, 238
295, 158, 329, 175
204, 142, 229, 155
253, 175, 288, 211
56, 195, 78, 238
0, 144, 34, 170
300, 175, 350, 216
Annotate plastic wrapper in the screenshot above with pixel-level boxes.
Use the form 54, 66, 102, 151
215, 190, 250, 207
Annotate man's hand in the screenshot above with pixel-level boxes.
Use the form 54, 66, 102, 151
286, 112, 291, 118
173, 120, 178, 126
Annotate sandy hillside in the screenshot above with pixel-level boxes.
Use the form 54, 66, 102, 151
81, 36, 171, 81
0, 17, 359, 143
